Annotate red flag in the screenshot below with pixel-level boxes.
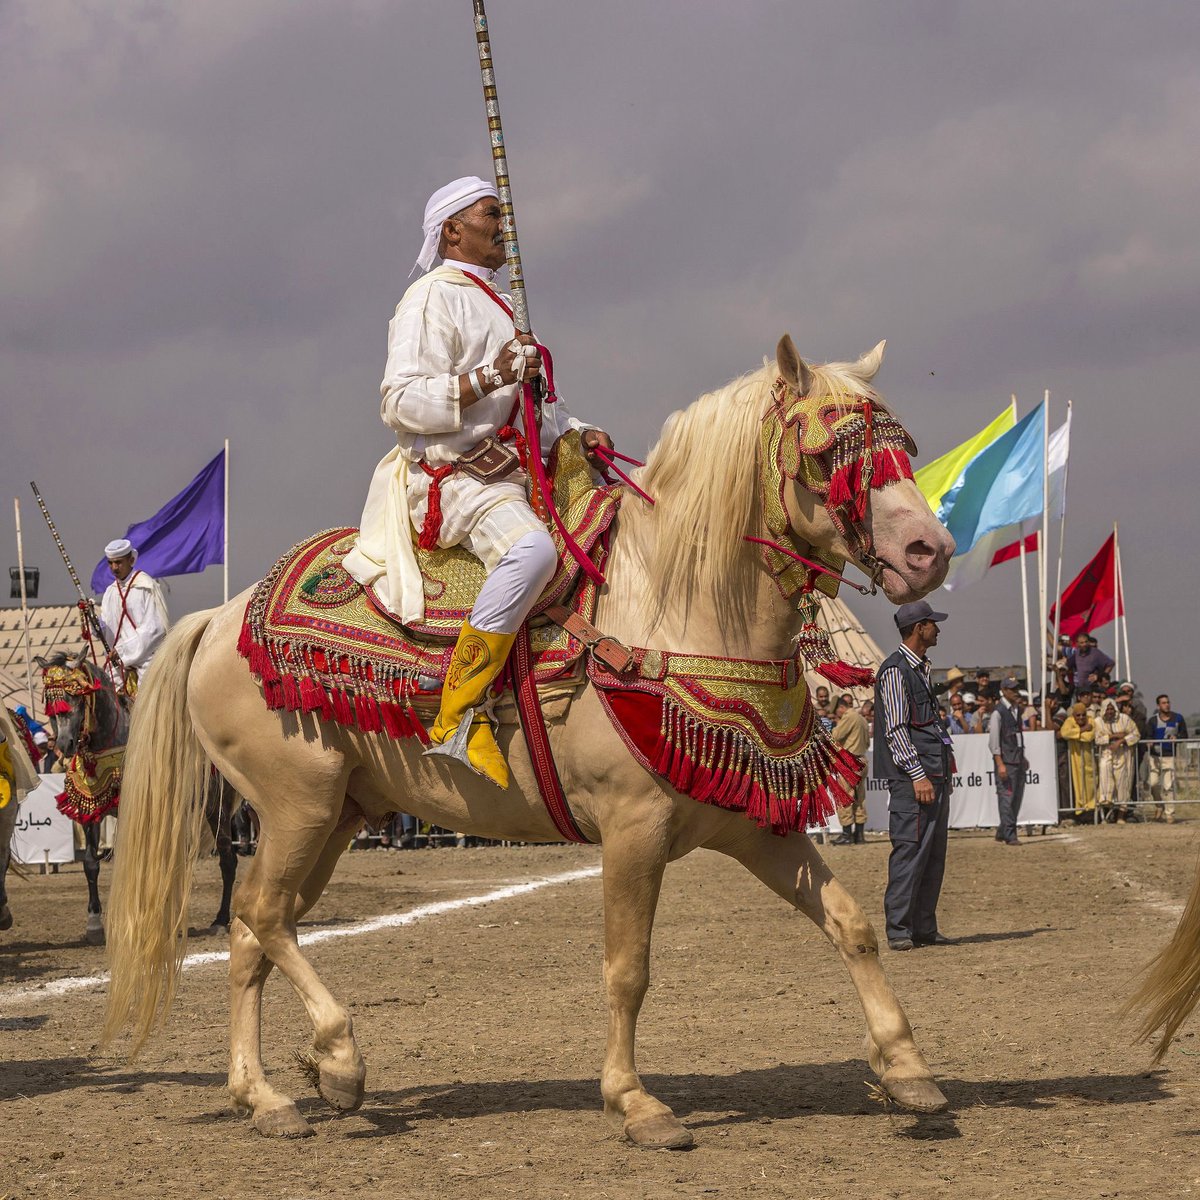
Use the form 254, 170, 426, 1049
1048, 533, 1124, 637
990, 530, 1039, 567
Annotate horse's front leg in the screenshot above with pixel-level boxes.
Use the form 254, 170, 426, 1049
598, 820, 693, 1150
82, 821, 104, 945
719, 824, 948, 1113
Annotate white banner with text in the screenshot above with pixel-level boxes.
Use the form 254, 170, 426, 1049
10, 776, 77, 864
825, 731, 1059, 831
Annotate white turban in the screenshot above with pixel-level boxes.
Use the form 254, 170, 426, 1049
104, 538, 137, 562
413, 175, 498, 275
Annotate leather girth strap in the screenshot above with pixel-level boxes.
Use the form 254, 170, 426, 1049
511, 622, 590, 843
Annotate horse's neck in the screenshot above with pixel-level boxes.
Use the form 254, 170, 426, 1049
93, 687, 129, 751
599, 509, 800, 661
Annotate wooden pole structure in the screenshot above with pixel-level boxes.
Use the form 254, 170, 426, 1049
13, 498, 36, 717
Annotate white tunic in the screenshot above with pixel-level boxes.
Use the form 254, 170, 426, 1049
343, 263, 588, 623
100, 570, 170, 670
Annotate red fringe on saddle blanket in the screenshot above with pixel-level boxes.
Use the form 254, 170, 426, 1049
587, 655, 862, 837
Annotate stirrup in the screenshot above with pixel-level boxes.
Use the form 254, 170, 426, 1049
423, 709, 475, 769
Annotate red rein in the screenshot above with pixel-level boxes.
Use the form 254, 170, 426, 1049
743, 536, 872, 595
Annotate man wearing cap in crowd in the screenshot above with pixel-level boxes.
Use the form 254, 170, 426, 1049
100, 538, 170, 691
873, 599, 956, 951
342, 176, 613, 787
989, 676, 1029, 845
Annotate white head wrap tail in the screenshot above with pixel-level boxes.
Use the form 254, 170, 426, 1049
105, 538, 137, 562
413, 176, 499, 275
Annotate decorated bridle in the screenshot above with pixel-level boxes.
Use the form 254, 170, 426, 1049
756, 376, 916, 598
42, 661, 104, 751
752, 377, 917, 687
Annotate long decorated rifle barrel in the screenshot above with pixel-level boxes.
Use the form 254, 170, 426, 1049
29, 480, 113, 656
471, 0, 531, 337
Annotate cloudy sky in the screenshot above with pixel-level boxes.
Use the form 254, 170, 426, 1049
2, 1, 1197, 707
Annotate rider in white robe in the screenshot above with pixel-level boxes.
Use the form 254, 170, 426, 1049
99, 539, 170, 677
343, 176, 612, 787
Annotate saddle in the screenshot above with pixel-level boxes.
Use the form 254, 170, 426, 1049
238, 432, 621, 736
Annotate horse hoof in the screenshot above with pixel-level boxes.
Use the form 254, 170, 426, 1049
84, 917, 105, 946
623, 1112, 694, 1150
882, 1076, 949, 1113
0, 906, 13, 931
253, 1103, 314, 1139
318, 1065, 365, 1112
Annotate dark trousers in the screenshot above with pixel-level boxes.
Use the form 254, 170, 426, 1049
995, 762, 1027, 842
884, 772, 951, 943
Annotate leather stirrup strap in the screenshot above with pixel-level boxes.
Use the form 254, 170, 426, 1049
512, 623, 590, 844
545, 605, 635, 675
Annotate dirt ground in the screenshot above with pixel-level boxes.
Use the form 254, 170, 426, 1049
3, 820, 1200, 1200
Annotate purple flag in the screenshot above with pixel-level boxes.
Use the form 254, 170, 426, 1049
91, 450, 225, 592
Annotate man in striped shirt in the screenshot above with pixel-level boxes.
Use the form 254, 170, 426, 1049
872, 600, 956, 951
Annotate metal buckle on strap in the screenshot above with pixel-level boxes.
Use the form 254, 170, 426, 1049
545, 605, 635, 675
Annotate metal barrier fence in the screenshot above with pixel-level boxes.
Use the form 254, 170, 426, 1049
1059, 736, 1200, 823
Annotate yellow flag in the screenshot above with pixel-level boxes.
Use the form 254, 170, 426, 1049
914, 405, 1016, 513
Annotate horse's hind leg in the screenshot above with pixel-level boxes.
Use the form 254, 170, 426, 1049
227, 802, 363, 1137
209, 781, 237, 930
599, 823, 694, 1150
718, 824, 948, 1113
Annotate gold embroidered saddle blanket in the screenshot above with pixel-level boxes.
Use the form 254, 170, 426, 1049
237, 433, 620, 738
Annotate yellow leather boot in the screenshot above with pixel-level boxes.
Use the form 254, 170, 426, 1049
424, 621, 515, 788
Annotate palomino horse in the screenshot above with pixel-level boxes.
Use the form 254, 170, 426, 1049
104, 337, 956, 1148
1126, 865, 1200, 1060
34, 650, 240, 943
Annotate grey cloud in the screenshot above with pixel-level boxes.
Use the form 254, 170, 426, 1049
2, 1, 1198, 703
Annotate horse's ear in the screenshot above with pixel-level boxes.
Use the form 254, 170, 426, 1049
33, 655, 48, 670
854, 339, 886, 382
71, 647, 89, 670
776, 334, 814, 396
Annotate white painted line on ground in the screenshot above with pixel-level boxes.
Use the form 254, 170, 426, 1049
1059, 831, 1184, 918
0, 864, 602, 1011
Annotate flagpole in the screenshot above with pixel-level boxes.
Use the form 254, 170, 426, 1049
1051, 398, 1072, 677
1112, 521, 1121, 679
223, 437, 230, 604
13, 498, 36, 718
1039, 389, 1050, 703
1012, 395, 1034, 693
1116, 524, 1131, 680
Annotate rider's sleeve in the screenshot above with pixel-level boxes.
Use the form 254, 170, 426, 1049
379, 286, 464, 437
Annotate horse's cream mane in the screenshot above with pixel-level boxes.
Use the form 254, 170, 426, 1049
633, 355, 881, 632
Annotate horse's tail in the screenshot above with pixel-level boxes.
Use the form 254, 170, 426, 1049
102, 610, 218, 1057
1124, 855, 1200, 1062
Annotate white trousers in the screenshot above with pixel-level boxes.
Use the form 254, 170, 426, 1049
468, 526, 558, 635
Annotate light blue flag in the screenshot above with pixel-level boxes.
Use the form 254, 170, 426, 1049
942, 402, 1045, 557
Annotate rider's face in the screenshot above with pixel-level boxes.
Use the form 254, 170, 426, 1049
442, 198, 506, 271
108, 553, 135, 581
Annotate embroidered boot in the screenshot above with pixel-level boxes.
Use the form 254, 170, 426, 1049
424, 621, 515, 789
